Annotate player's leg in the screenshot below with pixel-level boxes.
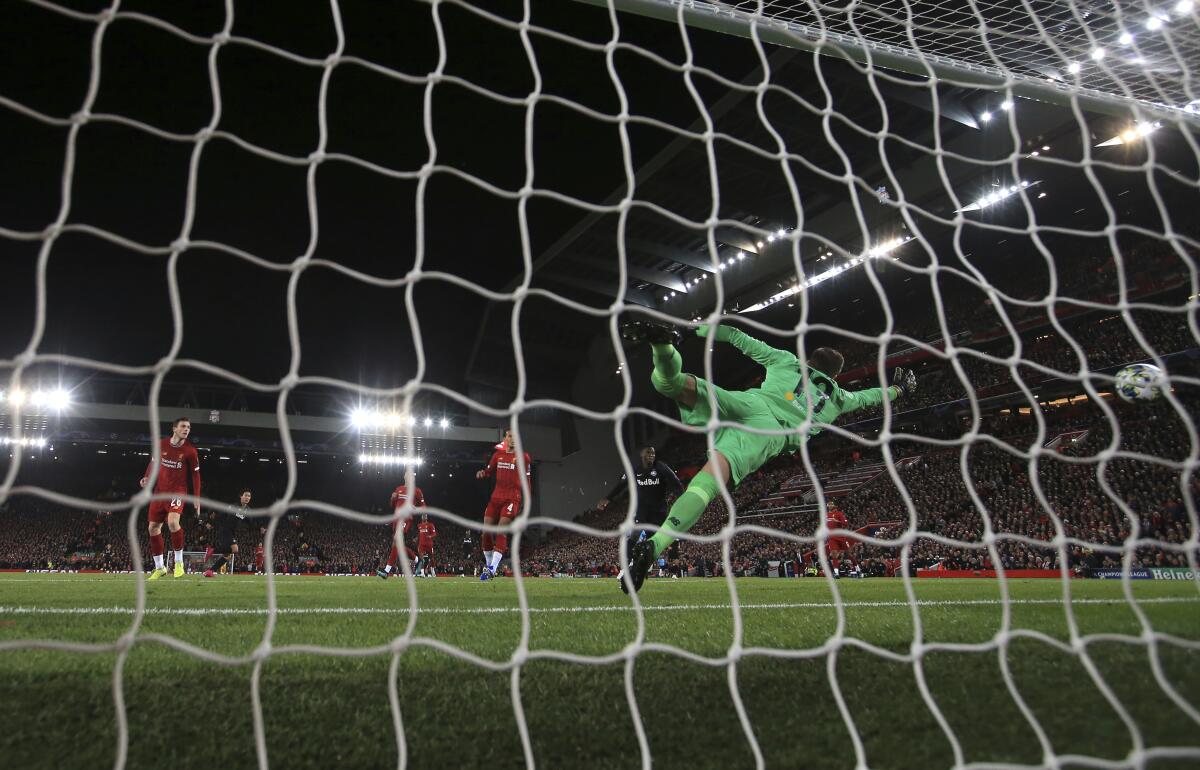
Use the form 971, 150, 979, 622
166, 502, 185, 577
480, 499, 503, 579
624, 419, 784, 593
147, 503, 168, 578
490, 510, 517, 575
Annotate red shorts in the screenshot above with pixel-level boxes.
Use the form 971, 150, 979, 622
483, 497, 522, 521
827, 536, 853, 553
148, 497, 185, 524
418, 542, 434, 556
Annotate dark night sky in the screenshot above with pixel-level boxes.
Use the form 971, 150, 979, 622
2, 0, 1198, 408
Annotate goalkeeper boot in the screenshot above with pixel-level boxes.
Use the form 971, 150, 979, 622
173, 561, 185, 578
620, 320, 682, 347
620, 539, 656, 595
148, 567, 167, 581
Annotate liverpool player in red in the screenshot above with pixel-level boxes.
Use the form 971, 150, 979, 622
416, 512, 437, 577
377, 482, 424, 579
825, 503, 853, 578
140, 417, 201, 579
475, 429, 532, 580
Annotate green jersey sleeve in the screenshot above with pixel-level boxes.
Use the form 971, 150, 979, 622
835, 384, 899, 415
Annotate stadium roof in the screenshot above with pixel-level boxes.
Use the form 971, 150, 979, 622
1, 0, 1196, 413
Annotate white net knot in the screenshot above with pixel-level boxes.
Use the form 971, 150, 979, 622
323, 53, 340, 68
170, 237, 190, 253
212, 31, 231, 46
69, 110, 89, 126
308, 150, 326, 165
194, 127, 214, 143
253, 641, 272, 661
41, 223, 63, 241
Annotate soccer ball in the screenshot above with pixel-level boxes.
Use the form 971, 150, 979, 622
1113, 363, 1165, 403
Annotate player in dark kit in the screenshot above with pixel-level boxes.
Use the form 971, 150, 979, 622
204, 488, 251, 578
416, 513, 437, 577
377, 483, 424, 579
476, 428, 532, 580
598, 445, 684, 573
141, 417, 202, 579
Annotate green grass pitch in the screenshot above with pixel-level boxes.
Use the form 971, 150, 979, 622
1, 573, 1198, 769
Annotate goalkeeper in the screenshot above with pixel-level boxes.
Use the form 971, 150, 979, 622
618, 320, 917, 593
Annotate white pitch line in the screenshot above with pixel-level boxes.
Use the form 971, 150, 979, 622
1, 597, 1198, 617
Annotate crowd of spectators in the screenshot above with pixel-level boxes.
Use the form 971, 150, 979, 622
0, 238, 1195, 579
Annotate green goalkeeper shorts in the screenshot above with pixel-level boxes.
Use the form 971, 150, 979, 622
677, 375, 789, 486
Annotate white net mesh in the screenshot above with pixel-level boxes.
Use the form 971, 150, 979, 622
1, 0, 1199, 767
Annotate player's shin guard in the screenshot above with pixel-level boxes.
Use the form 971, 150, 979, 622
650, 471, 720, 557
150, 533, 165, 557
494, 533, 507, 556
386, 545, 399, 568
481, 531, 494, 551
649, 344, 686, 400
170, 528, 185, 551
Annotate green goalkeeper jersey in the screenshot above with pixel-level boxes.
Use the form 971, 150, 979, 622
701, 325, 896, 447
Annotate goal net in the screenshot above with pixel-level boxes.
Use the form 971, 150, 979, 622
0, 0, 1198, 767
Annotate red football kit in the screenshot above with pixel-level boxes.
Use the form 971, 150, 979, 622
417, 521, 437, 556
143, 438, 201, 523
389, 485, 425, 535
480, 447, 532, 520
826, 508, 852, 553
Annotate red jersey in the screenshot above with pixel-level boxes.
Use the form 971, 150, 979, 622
826, 509, 849, 532
390, 485, 425, 511
142, 438, 201, 497
481, 447, 532, 500
417, 521, 436, 548
390, 486, 424, 534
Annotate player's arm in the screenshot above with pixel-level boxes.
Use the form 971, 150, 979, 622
840, 367, 915, 412
476, 451, 499, 479
659, 462, 685, 496
415, 488, 426, 508
522, 452, 533, 493
598, 474, 629, 509
189, 446, 202, 517
696, 324, 800, 370
838, 367, 916, 414
140, 456, 154, 488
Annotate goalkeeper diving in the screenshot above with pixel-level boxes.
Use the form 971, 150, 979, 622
618, 320, 917, 593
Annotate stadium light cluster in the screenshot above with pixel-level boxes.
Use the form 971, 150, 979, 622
0, 388, 71, 411
350, 409, 450, 431
1, 436, 48, 448
665, 227, 793, 301
1095, 121, 1163, 147
957, 180, 1039, 213
739, 236, 913, 313
358, 454, 424, 466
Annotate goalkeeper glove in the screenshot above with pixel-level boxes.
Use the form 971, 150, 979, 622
892, 367, 917, 396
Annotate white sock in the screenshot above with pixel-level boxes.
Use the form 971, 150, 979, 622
153, 554, 165, 570
384, 564, 393, 574
174, 550, 184, 566
484, 550, 494, 569
490, 551, 503, 570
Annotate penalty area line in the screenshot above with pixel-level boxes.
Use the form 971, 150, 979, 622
2, 597, 1199, 616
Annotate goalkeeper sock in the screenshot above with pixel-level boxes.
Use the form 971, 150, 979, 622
650, 344, 687, 400
650, 471, 720, 557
